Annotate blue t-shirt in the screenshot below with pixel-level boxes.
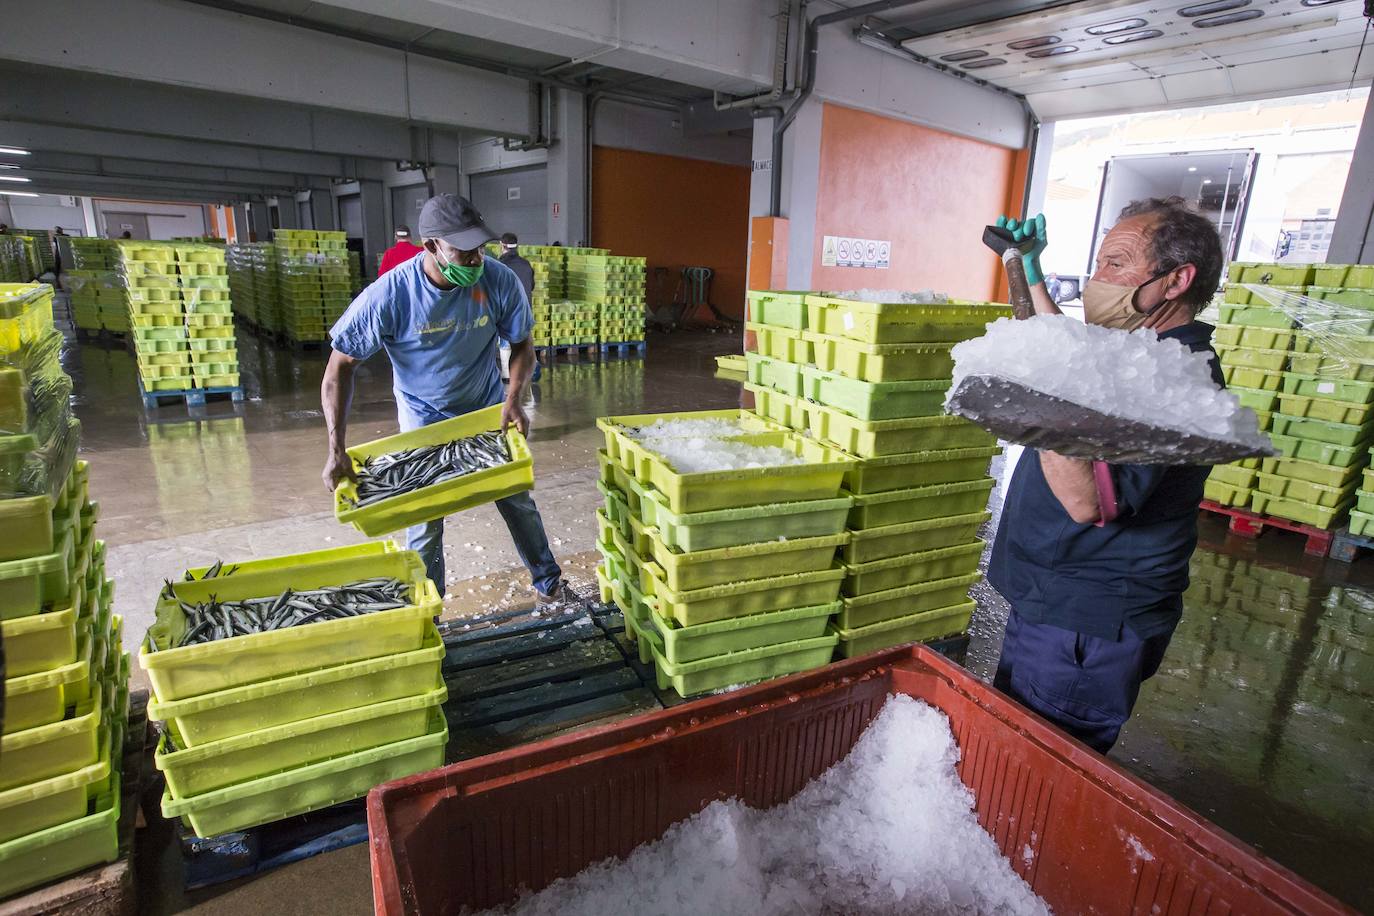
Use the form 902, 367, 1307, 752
987, 321, 1225, 641
330, 254, 532, 418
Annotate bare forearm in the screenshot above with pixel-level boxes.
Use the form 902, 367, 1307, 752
1040, 450, 1100, 523
1030, 281, 1062, 316
321, 361, 355, 453
506, 339, 534, 403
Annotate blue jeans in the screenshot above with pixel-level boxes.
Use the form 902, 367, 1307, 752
993, 607, 1173, 753
398, 400, 562, 597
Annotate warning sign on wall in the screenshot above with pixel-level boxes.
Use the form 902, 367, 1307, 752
823, 235, 891, 270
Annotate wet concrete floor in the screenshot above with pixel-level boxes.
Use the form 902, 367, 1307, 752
62, 324, 1371, 912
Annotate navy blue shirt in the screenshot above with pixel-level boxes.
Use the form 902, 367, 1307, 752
988, 321, 1224, 641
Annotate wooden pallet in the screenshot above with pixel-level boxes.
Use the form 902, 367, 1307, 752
0, 690, 149, 915
1198, 499, 1336, 557
138, 382, 244, 411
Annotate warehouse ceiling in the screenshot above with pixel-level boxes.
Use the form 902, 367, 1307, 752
858, 0, 1374, 118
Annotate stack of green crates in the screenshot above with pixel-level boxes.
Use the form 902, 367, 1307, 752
594, 409, 852, 698
65, 240, 123, 335
525, 245, 566, 301
532, 299, 579, 348
177, 244, 239, 391
226, 243, 259, 328
249, 242, 280, 332
566, 253, 646, 345
347, 249, 364, 295
0, 288, 128, 897
14, 229, 55, 275
272, 230, 352, 343
141, 542, 447, 837
0, 235, 41, 283
743, 290, 1009, 657
1348, 449, 1374, 538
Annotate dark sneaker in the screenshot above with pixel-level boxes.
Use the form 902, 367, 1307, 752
535, 581, 580, 607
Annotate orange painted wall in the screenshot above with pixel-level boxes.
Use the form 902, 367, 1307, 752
810, 103, 1024, 301
592, 146, 751, 319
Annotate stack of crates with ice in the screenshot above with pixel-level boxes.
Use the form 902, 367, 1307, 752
140, 542, 447, 838
116, 241, 194, 394
594, 410, 852, 698
1252, 261, 1374, 530
0, 235, 42, 283
744, 290, 1008, 658
0, 282, 128, 898
272, 230, 352, 343
176, 243, 239, 391
65, 239, 122, 335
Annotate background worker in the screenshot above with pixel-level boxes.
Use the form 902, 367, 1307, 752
321, 194, 572, 605
496, 232, 540, 392
378, 224, 424, 276
986, 197, 1225, 753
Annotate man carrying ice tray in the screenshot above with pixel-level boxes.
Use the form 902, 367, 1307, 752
321, 193, 573, 606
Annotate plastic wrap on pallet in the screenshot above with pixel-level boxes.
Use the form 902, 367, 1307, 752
1, 413, 79, 500
0, 328, 70, 437
1246, 284, 1374, 373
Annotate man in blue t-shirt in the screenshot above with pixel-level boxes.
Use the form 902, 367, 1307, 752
321, 194, 570, 604
986, 200, 1225, 754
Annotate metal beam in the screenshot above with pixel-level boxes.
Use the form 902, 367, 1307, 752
0, 64, 465, 166
1, 0, 532, 135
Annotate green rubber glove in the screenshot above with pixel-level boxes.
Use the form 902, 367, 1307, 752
995, 213, 1048, 287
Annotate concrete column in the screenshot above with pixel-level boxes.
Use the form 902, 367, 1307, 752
358, 179, 388, 269
780, 99, 825, 291
1330, 100, 1374, 264
307, 191, 336, 231
248, 201, 271, 242
79, 197, 99, 237
547, 89, 586, 246
272, 196, 299, 230
429, 166, 459, 197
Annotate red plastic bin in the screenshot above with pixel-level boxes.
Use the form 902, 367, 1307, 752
368, 646, 1353, 915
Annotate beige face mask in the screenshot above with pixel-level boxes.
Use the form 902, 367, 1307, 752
1082, 269, 1174, 331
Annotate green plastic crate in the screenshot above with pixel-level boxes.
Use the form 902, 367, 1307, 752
0, 492, 55, 564
805, 402, 994, 457
1281, 373, 1374, 404
1293, 331, 1374, 360
146, 622, 446, 748
0, 523, 77, 620
1348, 508, 1374, 538
831, 600, 975, 658
0, 680, 104, 792
639, 559, 844, 628
158, 682, 446, 797
1249, 491, 1350, 530
804, 331, 955, 382
842, 540, 985, 597
804, 296, 1009, 344
745, 385, 812, 431
1307, 287, 1374, 311
641, 525, 848, 592
1208, 464, 1258, 489
799, 365, 949, 420
1259, 456, 1362, 488
1222, 365, 1282, 391
3, 580, 83, 677
335, 404, 533, 537
643, 601, 837, 665
613, 477, 851, 552
1253, 471, 1352, 508
160, 706, 448, 837
0, 774, 120, 899
1264, 433, 1369, 468
1268, 413, 1371, 447
746, 290, 809, 329
632, 614, 838, 698
1274, 392, 1374, 425
745, 352, 804, 396
1217, 345, 1289, 372
1216, 303, 1295, 329
1229, 386, 1279, 413
1238, 264, 1313, 285
0, 730, 110, 844
843, 511, 989, 564
1211, 324, 1294, 350
837, 573, 978, 630
141, 545, 439, 702
746, 322, 812, 364
2, 632, 94, 734
846, 478, 995, 529
843, 446, 1002, 494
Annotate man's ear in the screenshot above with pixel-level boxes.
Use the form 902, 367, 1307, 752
421, 239, 437, 255
1166, 263, 1197, 302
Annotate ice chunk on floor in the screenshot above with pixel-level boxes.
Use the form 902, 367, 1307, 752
487, 696, 1050, 916
947, 314, 1271, 453
829, 289, 951, 304
639, 436, 805, 473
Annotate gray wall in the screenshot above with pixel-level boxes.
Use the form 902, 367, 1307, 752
470, 166, 548, 246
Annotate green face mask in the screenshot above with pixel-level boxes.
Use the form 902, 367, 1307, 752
436, 250, 484, 288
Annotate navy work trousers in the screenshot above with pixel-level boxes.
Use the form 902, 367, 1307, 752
993, 607, 1174, 753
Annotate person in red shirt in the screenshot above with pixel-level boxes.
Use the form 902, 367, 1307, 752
378, 225, 424, 276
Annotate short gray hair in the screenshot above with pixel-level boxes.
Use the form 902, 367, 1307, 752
1118, 196, 1223, 316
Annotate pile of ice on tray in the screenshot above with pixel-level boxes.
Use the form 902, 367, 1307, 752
830, 289, 949, 304
626, 417, 804, 473
949, 314, 1271, 449
494, 695, 1049, 916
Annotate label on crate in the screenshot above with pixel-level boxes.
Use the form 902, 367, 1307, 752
843, 311, 855, 330
1317, 382, 1335, 394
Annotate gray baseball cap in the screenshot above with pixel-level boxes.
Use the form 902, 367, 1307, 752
417, 194, 496, 251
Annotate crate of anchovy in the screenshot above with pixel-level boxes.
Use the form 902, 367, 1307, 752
334, 403, 534, 537
139, 543, 440, 702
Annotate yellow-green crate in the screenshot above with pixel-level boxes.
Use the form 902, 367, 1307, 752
746, 322, 813, 364
804, 331, 956, 382
0, 524, 79, 622
0, 679, 105, 792
806, 401, 994, 457
843, 511, 990, 564
1286, 350, 1374, 380
637, 520, 848, 592
843, 446, 1002, 495
1238, 264, 1313, 285
1349, 508, 1374, 537
137, 349, 192, 367
2, 630, 94, 735
842, 540, 985, 597
0, 723, 110, 844
1281, 373, 1374, 404
138, 363, 193, 381
1260, 455, 1363, 487
1269, 413, 1372, 447
804, 296, 1010, 344
1216, 303, 1294, 329
1249, 491, 1350, 529
831, 600, 975, 658
846, 478, 996, 529
1253, 471, 1354, 508
1209, 464, 1258, 489
190, 349, 238, 365
0, 774, 120, 900
642, 599, 837, 666
160, 706, 447, 837
1216, 345, 1288, 372
745, 384, 811, 431
1294, 331, 1374, 360
142, 375, 196, 391
746, 290, 809, 329
800, 365, 950, 420
836, 572, 979, 630
639, 557, 844, 628
1221, 365, 1282, 391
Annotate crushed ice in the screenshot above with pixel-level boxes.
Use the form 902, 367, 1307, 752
486, 695, 1049, 916
948, 315, 1271, 450
624, 418, 803, 473
830, 289, 950, 304
625, 419, 749, 441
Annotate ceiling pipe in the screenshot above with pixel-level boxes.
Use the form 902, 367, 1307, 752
715, 0, 798, 111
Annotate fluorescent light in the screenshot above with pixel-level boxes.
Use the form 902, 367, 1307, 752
1203, 178, 1214, 184
0, 164, 18, 170
0, 175, 31, 183
0, 191, 39, 197
0, 146, 31, 156
1188, 166, 1198, 172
